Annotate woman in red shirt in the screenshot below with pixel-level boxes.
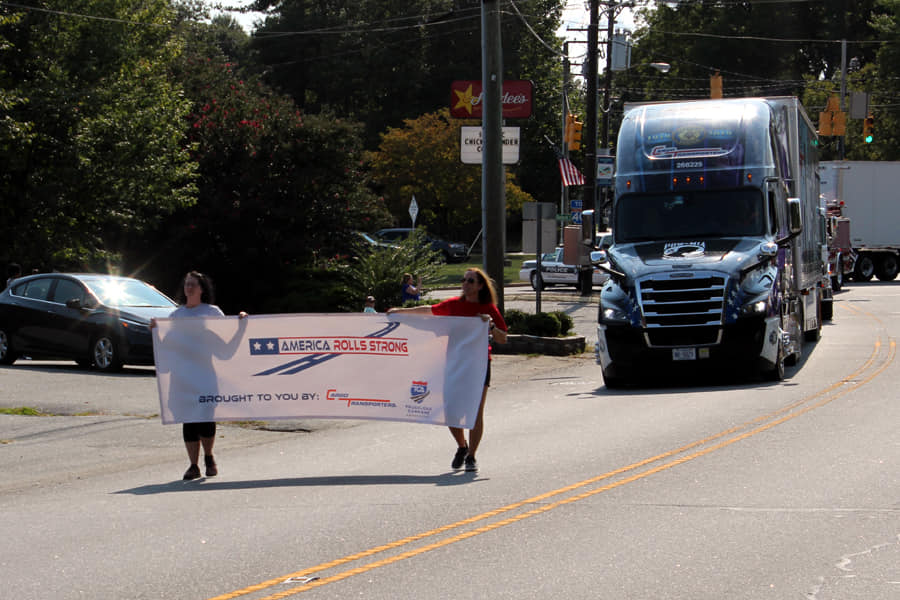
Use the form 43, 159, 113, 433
388, 267, 507, 472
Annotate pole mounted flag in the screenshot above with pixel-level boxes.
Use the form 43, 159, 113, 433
558, 157, 585, 187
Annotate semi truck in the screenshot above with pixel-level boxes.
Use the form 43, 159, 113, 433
819, 161, 900, 282
596, 97, 828, 386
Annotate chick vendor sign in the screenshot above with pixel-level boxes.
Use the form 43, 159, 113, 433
152, 313, 488, 428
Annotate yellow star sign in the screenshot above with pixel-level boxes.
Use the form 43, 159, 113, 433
453, 84, 476, 115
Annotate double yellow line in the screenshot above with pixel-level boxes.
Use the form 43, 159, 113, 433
210, 304, 895, 600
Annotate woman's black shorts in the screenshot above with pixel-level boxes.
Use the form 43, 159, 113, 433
183, 422, 216, 442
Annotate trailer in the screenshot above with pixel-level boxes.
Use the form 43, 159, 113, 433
819, 161, 900, 282
596, 97, 827, 386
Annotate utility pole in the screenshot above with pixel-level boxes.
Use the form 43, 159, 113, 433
583, 0, 599, 233
481, 0, 505, 312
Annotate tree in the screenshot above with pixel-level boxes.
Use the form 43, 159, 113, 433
151, 22, 393, 312
610, 0, 889, 159
366, 109, 533, 244
250, 0, 565, 228
0, 0, 197, 271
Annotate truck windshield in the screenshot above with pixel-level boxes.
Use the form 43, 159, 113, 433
615, 189, 765, 242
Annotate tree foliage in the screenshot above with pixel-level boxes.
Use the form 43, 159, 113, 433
0, 0, 196, 270
366, 109, 533, 242
617, 0, 894, 160
250, 0, 565, 224
142, 19, 392, 312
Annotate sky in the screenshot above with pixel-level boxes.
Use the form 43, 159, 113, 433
213, 1, 636, 46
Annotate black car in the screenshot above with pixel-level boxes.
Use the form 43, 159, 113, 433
374, 228, 468, 262
0, 273, 177, 371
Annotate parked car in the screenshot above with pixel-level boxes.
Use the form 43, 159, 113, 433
0, 273, 178, 371
519, 247, 610, 291
354, 231, 399, 249
374, 228, 468, 262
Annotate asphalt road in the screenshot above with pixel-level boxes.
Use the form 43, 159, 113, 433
1, 283, 898, 600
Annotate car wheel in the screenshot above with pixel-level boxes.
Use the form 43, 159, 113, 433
92, 334, 123, 372
530, 271, 544, 291
0, 327, 18, 365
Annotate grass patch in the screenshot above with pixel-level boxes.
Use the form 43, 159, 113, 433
432, 254, 526, 287
0, 407, 49, 416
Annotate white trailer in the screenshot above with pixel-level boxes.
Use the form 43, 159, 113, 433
819, 161, 900, 281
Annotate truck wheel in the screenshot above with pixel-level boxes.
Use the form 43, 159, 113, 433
530, 271, 544, 291
821, 298, 833, 321
764, 344, 785, 381
854, 255, 875, 281
875, 254, 899, 281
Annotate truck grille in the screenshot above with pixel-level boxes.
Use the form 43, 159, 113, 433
636, 273, 727, 347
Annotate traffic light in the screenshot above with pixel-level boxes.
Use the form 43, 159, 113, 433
565, 113, 583, 151
863, 114, 874, 143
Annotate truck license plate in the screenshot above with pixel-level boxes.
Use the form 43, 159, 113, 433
672, 348, 696, 361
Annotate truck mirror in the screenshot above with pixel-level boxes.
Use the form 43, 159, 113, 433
787, 197, 802, 234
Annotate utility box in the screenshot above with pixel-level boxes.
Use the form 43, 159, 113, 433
522, 202, 557, 253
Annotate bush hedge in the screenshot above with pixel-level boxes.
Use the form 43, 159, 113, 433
504, 309, 574, 337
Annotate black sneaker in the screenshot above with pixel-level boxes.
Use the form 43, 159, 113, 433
183, 464, 201, 480
204, 455, 218, 477
464, 455, 478, 472
451, 447, 468, 470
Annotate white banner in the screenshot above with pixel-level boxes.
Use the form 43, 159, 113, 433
152, 313, 488, 428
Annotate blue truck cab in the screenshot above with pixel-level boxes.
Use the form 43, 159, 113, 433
596, 97, 827, 386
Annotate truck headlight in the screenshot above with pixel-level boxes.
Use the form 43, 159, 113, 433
601, 305, 630, 322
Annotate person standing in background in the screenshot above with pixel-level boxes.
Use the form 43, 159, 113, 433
400, 273, 421, 303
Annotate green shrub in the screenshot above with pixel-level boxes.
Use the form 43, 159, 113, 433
524, 312, 561, 337
550, 311, 574, 336
504, 309, 575, 337
504, 309, 529, 333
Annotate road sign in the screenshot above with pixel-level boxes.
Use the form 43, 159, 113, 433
460, 126, 521, 164
597, 157, 614, 185
409, 195, 418, 227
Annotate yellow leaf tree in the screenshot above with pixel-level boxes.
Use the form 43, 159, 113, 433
367, 109, 532, 239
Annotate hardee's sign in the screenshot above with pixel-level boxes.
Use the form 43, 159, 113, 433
450, 80, 533, 119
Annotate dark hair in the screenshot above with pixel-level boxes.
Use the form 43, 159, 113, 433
175, 270, 216, 305
7, 263, 21, 278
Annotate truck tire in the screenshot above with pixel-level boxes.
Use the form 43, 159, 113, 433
854, 255, 875, 282
821, 298, 833, 321
875, 254, 899, 281
764, 343, 785, 381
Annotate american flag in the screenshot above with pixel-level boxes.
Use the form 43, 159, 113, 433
557, 157, 585, 187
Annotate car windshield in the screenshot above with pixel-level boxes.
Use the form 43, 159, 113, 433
82, 277, 175, 308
